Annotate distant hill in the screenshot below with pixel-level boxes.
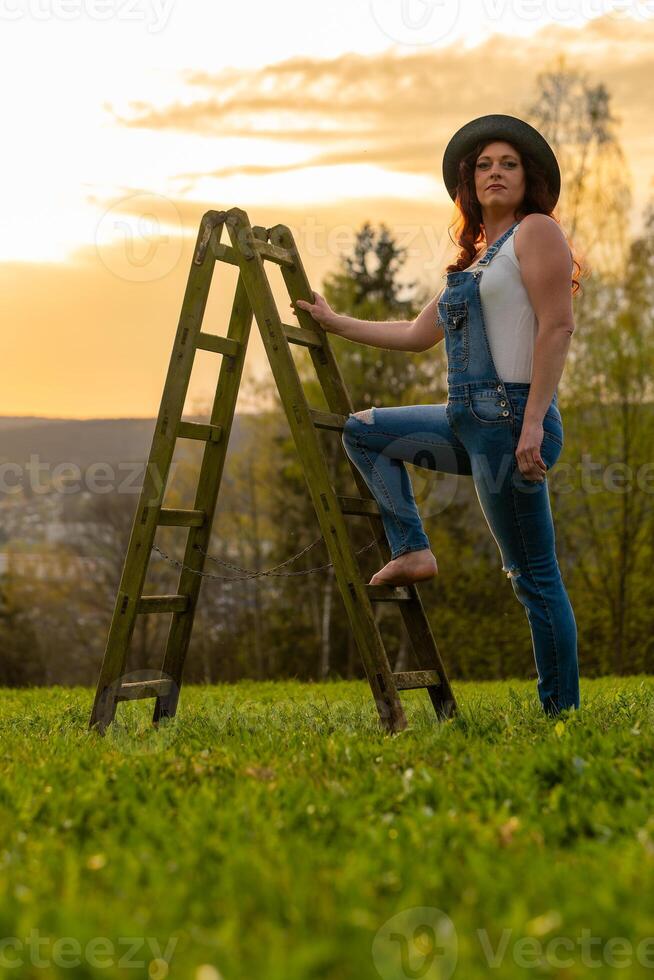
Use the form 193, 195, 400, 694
0, 414, 259, 467
0, 416, 66, 430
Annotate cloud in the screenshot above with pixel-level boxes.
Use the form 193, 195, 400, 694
101, 13, 654, 199
4, 11, 654, 417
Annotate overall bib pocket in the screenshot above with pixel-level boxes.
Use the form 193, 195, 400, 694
442, 300, 469, 369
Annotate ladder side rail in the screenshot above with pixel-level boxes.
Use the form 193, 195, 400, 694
154, 257, 261, 722
226, 209, 406, 732
269, 222, 392, 567
270, 224, 457, 720
88, 210, 225, 731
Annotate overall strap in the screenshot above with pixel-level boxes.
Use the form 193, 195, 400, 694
477, 221, 520, 266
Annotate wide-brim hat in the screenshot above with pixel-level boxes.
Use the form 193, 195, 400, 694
442, 113, 561, 207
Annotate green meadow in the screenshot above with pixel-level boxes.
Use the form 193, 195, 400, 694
1, 678, 654, 979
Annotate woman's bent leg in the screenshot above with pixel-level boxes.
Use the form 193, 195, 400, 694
341, 403, 472, 560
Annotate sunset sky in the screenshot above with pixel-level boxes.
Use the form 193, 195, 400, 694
2, 1, 653, 418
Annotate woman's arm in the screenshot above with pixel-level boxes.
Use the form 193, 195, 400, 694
514, 213, 575, 480
408, 287, 446, 351
326, 313, 420, 350
517, 213, 575, 421
293, 289, 445, 353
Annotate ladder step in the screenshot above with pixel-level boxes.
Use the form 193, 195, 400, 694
366, 584, 413, 602
115, 678, 174, 702
393, 670, 441, 691
309, 408, 349, 431
212, 242, 239, 267
337, 494, 382, 519
282, 322, 323, 348
177, 420, 223, 442
158, 508, 206, 527
137, 595, 190, 614
196, 332, 242, 357
253, 239, 295, 268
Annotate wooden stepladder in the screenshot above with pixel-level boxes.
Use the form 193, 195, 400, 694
89, 207, 457, 735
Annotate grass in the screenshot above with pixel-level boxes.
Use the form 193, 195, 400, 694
1, 677, 653, 979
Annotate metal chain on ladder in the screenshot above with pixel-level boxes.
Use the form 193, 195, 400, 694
151, 531, 387, 582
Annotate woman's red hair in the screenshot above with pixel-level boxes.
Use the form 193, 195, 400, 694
446, 139, 584, 294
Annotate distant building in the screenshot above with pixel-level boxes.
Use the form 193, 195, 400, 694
0, 551, 112, 581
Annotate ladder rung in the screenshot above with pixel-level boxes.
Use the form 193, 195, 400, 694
196, 332, 241, 357
366, 584, 413, 602
158, 508, 206, 527
212, 243, 239, 266
115, 678, 174, 702
308, 408, 349, 431
337, 495, 382, 519
177, 420, 223, 442
393, 670, 441, 691
282, 322, 323, 348
137, 595, 190, 614
253, 239, 295, 268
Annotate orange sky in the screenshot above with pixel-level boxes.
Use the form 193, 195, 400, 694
2, 6, 653, 418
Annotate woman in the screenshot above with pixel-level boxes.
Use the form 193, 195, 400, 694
294, 114, 581, 716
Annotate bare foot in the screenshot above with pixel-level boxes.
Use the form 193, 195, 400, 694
368, 548, 438, 586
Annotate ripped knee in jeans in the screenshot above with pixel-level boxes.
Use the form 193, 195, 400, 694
503, 561, 522, 580
351, 407, 375, 424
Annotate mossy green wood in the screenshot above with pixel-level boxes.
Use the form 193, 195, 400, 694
269, 222, 456, 722
88, 212, 228, 731
224, 208, 406, 732
270, 224, 456, 720
152, 225, 263, 724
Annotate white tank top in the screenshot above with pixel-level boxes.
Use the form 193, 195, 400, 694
439, 227, 537, 383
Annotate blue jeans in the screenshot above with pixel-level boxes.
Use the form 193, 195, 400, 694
341, 382, 580, 715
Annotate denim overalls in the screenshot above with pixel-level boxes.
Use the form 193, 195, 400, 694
342, 220, 580, 715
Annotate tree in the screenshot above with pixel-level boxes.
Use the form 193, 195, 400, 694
526, 54, 632, 279
555, 203, 654, 673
